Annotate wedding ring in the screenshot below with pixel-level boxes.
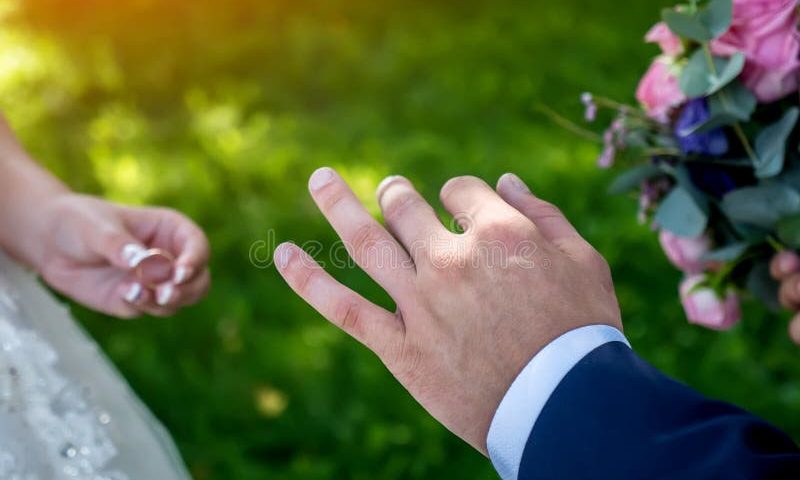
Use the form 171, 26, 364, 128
134, 248, 175, 289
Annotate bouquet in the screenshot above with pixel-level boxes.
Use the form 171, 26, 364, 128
580, 0, 800, 331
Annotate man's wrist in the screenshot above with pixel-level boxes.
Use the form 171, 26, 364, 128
486, 325, 629, 480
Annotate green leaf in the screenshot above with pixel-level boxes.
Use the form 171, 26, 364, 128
680, 50, 744, 98
708, 52, 744, 95
681, 50, 713, 97
703, 0, 733, 39
754, 107, 799, 179
702, 242, 749, 262
662, 0, 732, 42
777, 213, 800, 248
746, 262, 781, 312
721, 183, 800, 228
680, 82, 756, 136
608, 164, 664, 195
663, 9, 713, 42
654, 186, 709, 237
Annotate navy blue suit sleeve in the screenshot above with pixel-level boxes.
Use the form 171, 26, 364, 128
518, 342, 800, 480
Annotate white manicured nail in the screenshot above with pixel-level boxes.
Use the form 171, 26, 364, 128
124, 283, 142, 303
308, 167, 335, 191
157, 284, 174, 306
122, 244, 148, 268
174, 266, 190, 284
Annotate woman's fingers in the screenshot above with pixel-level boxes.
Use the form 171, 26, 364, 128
308, 167, 415, 299
274, 242, 403, 355
778, 273, 800, 311
152, 268, 211, 309
122, 206, 211, 285
770, 251, 800, 282
790, 313, 800, 346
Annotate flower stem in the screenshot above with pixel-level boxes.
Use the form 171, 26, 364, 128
767, 235, 785, 252
534, 104, 603, 142
701, 44, 759, 164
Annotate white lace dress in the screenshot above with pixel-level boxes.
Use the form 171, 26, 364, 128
0, 251, 191, 480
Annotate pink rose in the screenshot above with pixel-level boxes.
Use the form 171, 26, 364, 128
658, 230, 711, 273
645, 22, 684, 56
679, 275, 741, 331
636, 59, 687, 122
711, 0, 800, 102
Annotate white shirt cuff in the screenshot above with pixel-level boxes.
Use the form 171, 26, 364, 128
486, 325, 630, 480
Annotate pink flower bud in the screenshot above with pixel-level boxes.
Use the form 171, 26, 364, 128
645, 22, 684, 57
658, 230, 712, 274
635, 59, 686, 123
679, 275, 741, 331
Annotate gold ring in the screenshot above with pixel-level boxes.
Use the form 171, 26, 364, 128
134, 248, 175, 288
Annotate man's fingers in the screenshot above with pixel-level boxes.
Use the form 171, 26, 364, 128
274, 242, 404, 354
496, 173, 585, 251
778, 273, 800, 310
377, 176, 448, 262
771, 251, 800, 281
439, 175, 524, 231
308, 167, 415, 297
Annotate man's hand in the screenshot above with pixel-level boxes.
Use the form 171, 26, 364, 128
33, 194, 211, 318
274, 168, 622, 454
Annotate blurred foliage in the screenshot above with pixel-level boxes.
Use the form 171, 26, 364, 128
1, 0, 799, 478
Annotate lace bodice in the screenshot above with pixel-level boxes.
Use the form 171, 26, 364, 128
0, 252, 191, 480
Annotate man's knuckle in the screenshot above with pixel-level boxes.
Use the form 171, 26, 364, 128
531, 201, 564, 221
334, 299, 362, 334
292, 266, 320, 295
318, 185, 349, 211
350, 223, 385, 256
439, 176, 480, 203
383, 192, 421, 221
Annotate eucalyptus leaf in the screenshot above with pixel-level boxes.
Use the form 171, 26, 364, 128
608, 164, 664, 195
721, 183, 800, 228
746, 262, 781, 312
777, 213, 800, 248
681, 50, 713, 97
703, 0, 734, 40
680, 50, 744, 98
654, 186, 709, 237
731, 223, 770, 243
662, 9, 713, 42
662, 0, 733, 42
708, 52, 744, 95
702, 242, 749, 262
679, 82, 756, 136
777, 162, 800, 187
754, 107, 799, 179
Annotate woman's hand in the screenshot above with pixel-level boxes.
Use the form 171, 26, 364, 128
31, 193, 211, 318
770, 250, 800, 345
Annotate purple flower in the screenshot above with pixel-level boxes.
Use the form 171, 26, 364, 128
581, 92, 597, 122
675, 99, 729, 156
597, 117, 627, 168
597, 145, 615, 168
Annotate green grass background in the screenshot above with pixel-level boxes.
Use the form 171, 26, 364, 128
2, 0, 799, 478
